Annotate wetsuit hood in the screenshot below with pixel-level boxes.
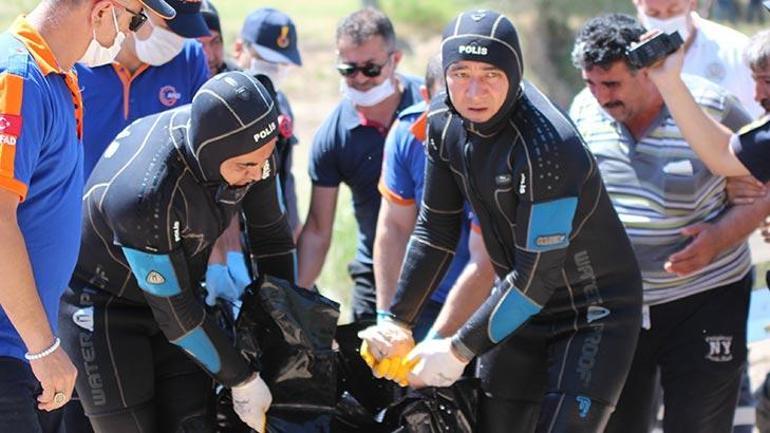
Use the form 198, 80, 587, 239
441, 10, 523, 136
189, 71, 279, 183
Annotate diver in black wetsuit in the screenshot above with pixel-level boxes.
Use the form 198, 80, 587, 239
359, 10, 644, 433
58, 71, 294, 433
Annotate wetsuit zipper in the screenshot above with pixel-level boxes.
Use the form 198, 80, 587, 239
462, 136, 515, 267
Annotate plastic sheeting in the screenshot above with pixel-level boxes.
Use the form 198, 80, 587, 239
381, 378, 480, 433
234, 276, 340, 432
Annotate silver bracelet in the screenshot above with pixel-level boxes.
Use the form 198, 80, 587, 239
24, 337, 61, 361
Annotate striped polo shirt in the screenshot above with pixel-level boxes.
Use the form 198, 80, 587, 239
570, 74, 752, 306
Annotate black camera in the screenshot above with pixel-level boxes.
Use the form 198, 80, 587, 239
626, 31, 684, 69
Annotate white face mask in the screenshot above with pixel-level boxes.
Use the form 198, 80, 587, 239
135, 24, 185, 66
340, 77, 396, 107
640, 12, 691, 42
248, 58, 288, 87
80, 7, 125, 67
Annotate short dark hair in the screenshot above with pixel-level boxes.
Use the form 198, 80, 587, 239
571, 13, 645, 71
424, 53, 443, 98
336, 7, 396, 51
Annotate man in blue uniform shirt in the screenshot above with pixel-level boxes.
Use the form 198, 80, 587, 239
296, 7, 422, 323
0, 1, 173, 431
77, 0, 210, 177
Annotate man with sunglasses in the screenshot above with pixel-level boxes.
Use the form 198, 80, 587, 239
0, 1, 174, 432
75, 0, 211, 178
297, 7, 422, 325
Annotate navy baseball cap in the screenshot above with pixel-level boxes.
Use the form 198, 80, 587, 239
166, 0, 211, 39
138, 0, 176, 19
241, 8, 302, 66
200, 0, 221, 35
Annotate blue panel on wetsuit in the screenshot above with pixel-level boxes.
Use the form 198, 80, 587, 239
175, 326, 222, 374
488, 286, 541, 343
526, 197, 578, 251
122, 248, 182, 297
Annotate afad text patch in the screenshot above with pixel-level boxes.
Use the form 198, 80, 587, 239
0, 73, 24, 181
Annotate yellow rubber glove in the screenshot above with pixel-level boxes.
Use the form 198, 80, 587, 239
360, 340, 419, 386
393, 356, 421, 387
360, 340, 376, 368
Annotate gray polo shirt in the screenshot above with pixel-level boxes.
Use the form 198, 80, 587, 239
570, 74, 752, 306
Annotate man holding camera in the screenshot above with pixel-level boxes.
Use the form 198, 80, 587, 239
633, 0, 762, 117
570, 14, 769, 433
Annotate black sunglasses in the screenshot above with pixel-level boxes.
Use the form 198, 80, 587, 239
336, 55, 392, 78
119, 4, 148, 32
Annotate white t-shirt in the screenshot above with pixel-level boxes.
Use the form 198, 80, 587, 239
683, 13, 763, 118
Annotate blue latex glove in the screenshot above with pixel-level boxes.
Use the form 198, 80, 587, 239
205, 252, 251, 306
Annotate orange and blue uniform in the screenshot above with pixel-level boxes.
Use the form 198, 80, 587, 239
76, 40, 208, 177
0, 17, 84, 361
378, 100, 477, 306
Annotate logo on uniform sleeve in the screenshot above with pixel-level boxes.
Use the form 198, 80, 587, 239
0, 114, 21, 146
705, 335, 733, 362
0, 114, 21, 135
146, 271, 166, 285
159, 85, 182, 107
0, 114, 22, 146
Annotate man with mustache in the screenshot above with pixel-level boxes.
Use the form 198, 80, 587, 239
570, 13, 770, 433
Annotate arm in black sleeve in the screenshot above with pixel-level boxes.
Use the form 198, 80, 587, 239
241, 156, 297, 283
121, 243, 252, 387
389, 110, 465, 326
453, 122, 591, 360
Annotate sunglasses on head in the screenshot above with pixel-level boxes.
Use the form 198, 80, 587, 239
336, 55, 392, 78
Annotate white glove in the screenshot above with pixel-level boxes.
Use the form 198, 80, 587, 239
231, 372, 272, 432
204, 252, 251, 306
406, 338, 469, 388
357, 319, 414, 363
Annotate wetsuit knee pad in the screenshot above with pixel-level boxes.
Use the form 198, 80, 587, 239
535, 393, 613, 433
